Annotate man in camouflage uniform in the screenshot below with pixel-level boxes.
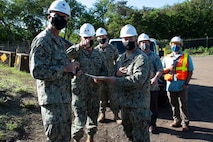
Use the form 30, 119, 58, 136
66, 23, 107, 142
94, 27, 122, 124
138, 33, 163, 133
29, 0, 79, 141
95, 24, 151, 142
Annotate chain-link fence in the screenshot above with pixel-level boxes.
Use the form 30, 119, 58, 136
0, 37, 73, 54
0, 40, 30, 54
1, 37, 213, 54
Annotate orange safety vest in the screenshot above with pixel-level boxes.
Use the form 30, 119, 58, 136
164, 53, 188, 81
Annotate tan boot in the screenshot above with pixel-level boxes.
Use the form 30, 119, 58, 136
114, 113, 122, 125
86, 134, 94, 142
97, 112, 105, 123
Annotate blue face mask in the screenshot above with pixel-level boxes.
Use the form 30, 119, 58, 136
171, 45, 181, 52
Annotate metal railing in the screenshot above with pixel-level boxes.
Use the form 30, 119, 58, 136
183, 36, 213, 49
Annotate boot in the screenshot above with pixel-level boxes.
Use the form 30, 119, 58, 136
97, 112, 105, 123
114, 113, 122, 125
86, 134, 94, 142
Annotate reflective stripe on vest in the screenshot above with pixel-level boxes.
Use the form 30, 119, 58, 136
175, 53, 188, 80
176, 53, 188, 72
164, 53, 188, 81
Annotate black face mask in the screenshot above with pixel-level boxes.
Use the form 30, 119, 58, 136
123, 41, 136, 50
89, 40, 94, 47
98, 38, 107, 44
50, 15, 67, 30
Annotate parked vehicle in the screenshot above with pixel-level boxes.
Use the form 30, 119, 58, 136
109, 38, 167, 106
108, 39, 125, 55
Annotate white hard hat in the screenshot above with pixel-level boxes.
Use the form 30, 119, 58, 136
79, 23, 95, 37
170, 36, 183, 46
120, 24, 138, 38
96, 27, 107, 37
48, 0, 71, 16
138, 33, 150, 42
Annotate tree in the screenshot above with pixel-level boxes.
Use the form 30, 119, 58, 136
1, 0, 213, 44
0, 0, 53, 42
65, 0, 87, 43
105, 0, 137, 38
90, 0, 110, 29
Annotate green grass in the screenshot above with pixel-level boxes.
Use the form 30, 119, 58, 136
0, 64, 36, 94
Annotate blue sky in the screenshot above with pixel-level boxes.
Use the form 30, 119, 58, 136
76, 0, 187, 9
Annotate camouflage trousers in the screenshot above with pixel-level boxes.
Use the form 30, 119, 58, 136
71, 92, 100, 141
121, 107, 150, 142
99, 82, 120, 114
40, 103, 71, 142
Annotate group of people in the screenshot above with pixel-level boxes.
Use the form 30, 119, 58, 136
29, 0, 194, 142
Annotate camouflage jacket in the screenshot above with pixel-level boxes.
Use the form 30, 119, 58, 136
115, 48, 151, 111
94, 43, 119, 76
146, 50, 163, 91
29, 28, 72, 105
66, 44, 107, 96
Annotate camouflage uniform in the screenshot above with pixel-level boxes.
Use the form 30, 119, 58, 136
147, 51, 163, 127
29, 29, 72, 142
95, 43, 120, 116
115, 48, 151, 142
66, 44, 107, 141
